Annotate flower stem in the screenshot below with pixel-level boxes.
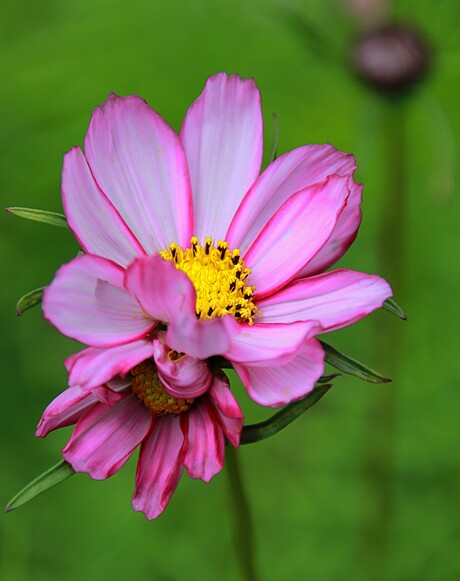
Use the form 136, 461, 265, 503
225, 446, 260, 581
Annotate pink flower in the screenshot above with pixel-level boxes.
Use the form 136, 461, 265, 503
39, 73, 391, 518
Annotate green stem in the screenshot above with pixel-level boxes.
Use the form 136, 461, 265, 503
226, 446, 260, 581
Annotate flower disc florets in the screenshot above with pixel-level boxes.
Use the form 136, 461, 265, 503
161, 236, 259, 324
130, 359, 194, 415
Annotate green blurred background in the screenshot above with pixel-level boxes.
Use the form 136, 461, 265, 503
1, 1, 459, 579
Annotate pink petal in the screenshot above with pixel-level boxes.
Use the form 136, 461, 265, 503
62, 147, 145, 267
166, 312, 240, 360
65, 340, 154, 390
90, 378, 132, 406
207, 373, 243, 447
233, 338, 325, 407
257, 269, 392, 332
226, 320, 319, 364
84, 94, 193, 253
153, 340, 212, 399
124, 254, 196, 323
228, 144, 358, 254
180, 73, 263, 241
132, 415, 185, 520
297, 178, 363, 277
36, 386, 97, 438
43, 255, 154, 348
181, 400, 225, 482
90, 385, 125, 407
244, 175, 351, 299
63, 395, 152, 480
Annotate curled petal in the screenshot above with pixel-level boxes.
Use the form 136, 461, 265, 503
181, 400, 225, 482
36, 386, 98, 438
297, 178, 363, 277
181, 73, 263, 241
124, 255, 196, 323
167, 313, 240, 360
153, 340, 212, 399
233, 339, 325, 407
226, 320, 319, 364
63, 395, 152, 480
132, 415, 185, 520
65, 340, 154, 390
43, 255, 153, 348
228, 144, 358, 254
85, 94, 193, 253
257, 269, 392, 331
244, 175, 351, 298
207, 373, 243, 448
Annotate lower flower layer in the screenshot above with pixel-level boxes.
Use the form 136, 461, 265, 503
130, 359, 195, 415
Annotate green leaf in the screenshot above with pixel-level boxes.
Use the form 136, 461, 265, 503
320, 340, 391, 384
16, 287, 44, 316
240, 384, 332, 445
6, 207, 68, 228
383, 297, 407, 320
5, 460, 75, 513
268, 113, 279, 164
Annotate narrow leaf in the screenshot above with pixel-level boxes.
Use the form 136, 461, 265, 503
240, 384, 332, 445
268, 113, 279, 164
16, 287, 44, 316
383, 297, 407, 320
6, 207, 68, 228
5, 460, 75, 513
320, 340, 391, 384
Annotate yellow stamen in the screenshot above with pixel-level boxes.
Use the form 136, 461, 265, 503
130, 360, 194, 416
160, 237, 259, 325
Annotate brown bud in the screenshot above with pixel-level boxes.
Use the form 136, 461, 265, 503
351, 24, 431, 94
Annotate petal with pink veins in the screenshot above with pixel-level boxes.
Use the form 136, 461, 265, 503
167, 312, 240, 360
43, 255, 153, 348
226, 320, 319, 364
124, 255, 196, 323
180, 73, 263, 241
244, 175, 351, 299
62, 147, 145, 268
257, 269, 392, 332
227, 144, 358, 254
233, 338, 325, 407
36, 386, 98, 438
297, 178, 363, 277
153, 340, 212, 399
90, 385, 125, 407
65, 340, 154, 390
85, 94, 193, 253
63, 395, 152, 480
181, 400, 225, 482
132, 415, 185, 520
207, 373, 243, 448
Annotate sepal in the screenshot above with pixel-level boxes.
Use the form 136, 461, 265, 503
320, 340, 391, 384
268, 113, 279, 164
6, 207, 68, 228
383, 297, 407, 320
5, 459, 75, 513
16, 287, 44, 316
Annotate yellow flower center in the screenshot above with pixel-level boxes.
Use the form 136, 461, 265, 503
160, 237, 259, 325
130, 359, 194, 416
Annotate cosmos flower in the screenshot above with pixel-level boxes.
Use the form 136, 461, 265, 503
38, 73, 391, 518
